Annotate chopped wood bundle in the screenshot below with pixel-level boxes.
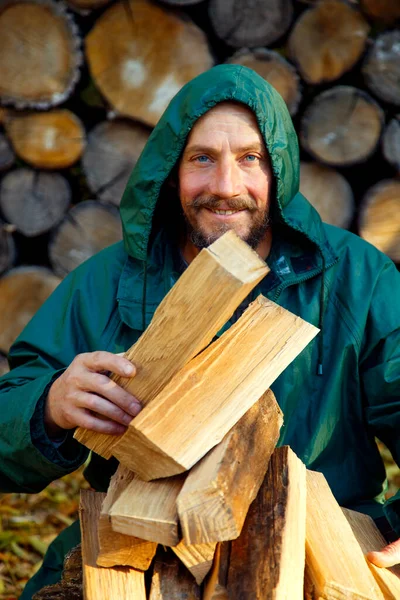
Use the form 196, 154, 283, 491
82, 120, 150, 206
0, 168, 71, 237
382, 116, 400, 173
0, 0, 82, 109
227, 48, 301, 116
359, 179, 400, 263
300, 86, 384, 166
363, 31, 400, 107
5, 110, 86, 169
300, 161, 354, 228
288, 0, 369, 84
0, 132, 15, 171
85, 0, 213, 126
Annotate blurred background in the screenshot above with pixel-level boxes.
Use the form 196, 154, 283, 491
0, 0, 399, 596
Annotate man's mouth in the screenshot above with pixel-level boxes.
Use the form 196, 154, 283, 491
208, 208, 245, 215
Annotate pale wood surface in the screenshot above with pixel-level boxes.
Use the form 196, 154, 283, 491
382, 117, 400, 173
113, 295, 318, 479
203, 542, 230, 600
75, 231, 268, 459
79, 490, 146, 600
149, 552, 201, 599
109, 474, 185, 546
362, 31, 400, 107
97, 466, 157, 569
305, 470, 384, 600
228, 446, 306, 600
171, 539, 216, 585
343, 508, 400, 600
177, 389, 283, 544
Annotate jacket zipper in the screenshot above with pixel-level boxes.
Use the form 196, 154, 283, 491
271, 257, 339, 302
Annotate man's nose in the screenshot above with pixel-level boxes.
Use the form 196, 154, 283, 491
209, 157, 242, 198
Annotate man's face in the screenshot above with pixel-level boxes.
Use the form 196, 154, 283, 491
178, 102, 273, 254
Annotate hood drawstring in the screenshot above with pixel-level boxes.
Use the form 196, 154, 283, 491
317, 252, 326, 376
142, 260, 148, 331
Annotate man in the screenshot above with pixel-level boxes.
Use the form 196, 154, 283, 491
1, 65, 399, 596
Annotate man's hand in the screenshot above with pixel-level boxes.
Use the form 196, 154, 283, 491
44, 351, 141, 437
367, 538, 400, 568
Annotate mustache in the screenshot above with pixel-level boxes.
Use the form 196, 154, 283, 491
189, 195, 257, 212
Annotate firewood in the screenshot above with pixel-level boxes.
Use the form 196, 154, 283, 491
300, 161, 354, 228
360, 0, 400, 25
305, 470, 384, 600
382, 116, 400, 173
0, 132, 15, 171
82, 120, 150, 207
85, 0, 213, 127
97, 466, 157, 570
359, 179, 400, 263
343, 508, 400, 599
79, 490, 146, 600
0, 267, 60, 353
5, 110, 85, 169
288, 0, 369, 84
109, 474, 186, 546
171, 540, 216, 585
48, 200, 122, 278
203, 542, 230, 600
0, 168, 71, 237
177, 389, 283, 544
0, 219, 16, 275
300, 86, 384, 166
363, 31, 400, 107
208, 0, 293, 48
112, 295, 318, 480
0, 0, 82, 109
227, 446, 306, 600
149, 552, 201, 600
74, 231, 269, 458
227, 48, 301, 116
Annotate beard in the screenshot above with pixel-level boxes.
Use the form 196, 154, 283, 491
183, 194, 271, 250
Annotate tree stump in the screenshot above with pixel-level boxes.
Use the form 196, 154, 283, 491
359, 179, 400, 263
227, 49, 301, 116
300, 162, 354, 229
49, 200, 122, 278
0, 169, 71, 237
362, 30, 400, 107
0, 219, 16, 275
300, 86, 384, 166
82, 120, 150, 206
0, 0, 82, 109
5, 110, 86, 169
382, 116, 400, 173
0, 266, 61, 352
0, 132, 15, 172
85, 0, 214, 127
360, 0, 400, 24
288, 0, 369, 84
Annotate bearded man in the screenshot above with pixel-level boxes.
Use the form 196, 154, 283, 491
1, 65, 399, 597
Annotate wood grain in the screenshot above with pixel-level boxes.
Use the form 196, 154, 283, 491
171, 540, 216, 585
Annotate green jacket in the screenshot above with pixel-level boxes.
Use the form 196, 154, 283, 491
1, 65, 399, 596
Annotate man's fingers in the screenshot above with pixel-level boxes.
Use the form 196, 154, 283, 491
72, 408, 128, 435
85, 373, 141, 417
367, 538, 400, 568
77, 392, 140, 427
81, 351, 136, 378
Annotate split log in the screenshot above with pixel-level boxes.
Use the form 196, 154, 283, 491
343, 508, 400, 600
360, 0, 400, 24
171, 540, 216, 586
363, 31, 400, 107
300, 161, 354, 228
227, 446, 306, 600
0, 267, 61, 353
382, 116, 400, 173
300, 86, 384, 166
0, 219, 16, 275
79, 490, 146, 600
0, 168, 71, 237
208, 0, 293, 48
48, 200, 122, 278
149, 552, 201, 600
0, 132, 15, 171
288, 0, 369, 84
82, 120, 150, 207
5, 110, 86, 169
0, 0, 82, 109
305, 470, 384, 600
203, 543, 230, 600
358, 179, 400, 263
74, 230, 269, 458
227, 49, 301, 116
85, 0, 214, 127
97, 466, 157, 570
112, 295, 318, 480
0, 352, 9, 376
109, 474, 186, 546
177, 389, 283, 545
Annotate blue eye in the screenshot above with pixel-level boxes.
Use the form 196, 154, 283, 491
196, 155, 209, 163
245, 155, 257, 161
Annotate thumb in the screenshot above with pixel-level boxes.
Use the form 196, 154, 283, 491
367, 538, 400, 568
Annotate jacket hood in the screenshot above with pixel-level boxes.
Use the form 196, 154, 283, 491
120, 63, 333, 262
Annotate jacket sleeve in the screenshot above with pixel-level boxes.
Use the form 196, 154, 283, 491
361, 258, 400, 535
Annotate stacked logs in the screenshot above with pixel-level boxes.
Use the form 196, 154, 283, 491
0, 0, 399, 356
